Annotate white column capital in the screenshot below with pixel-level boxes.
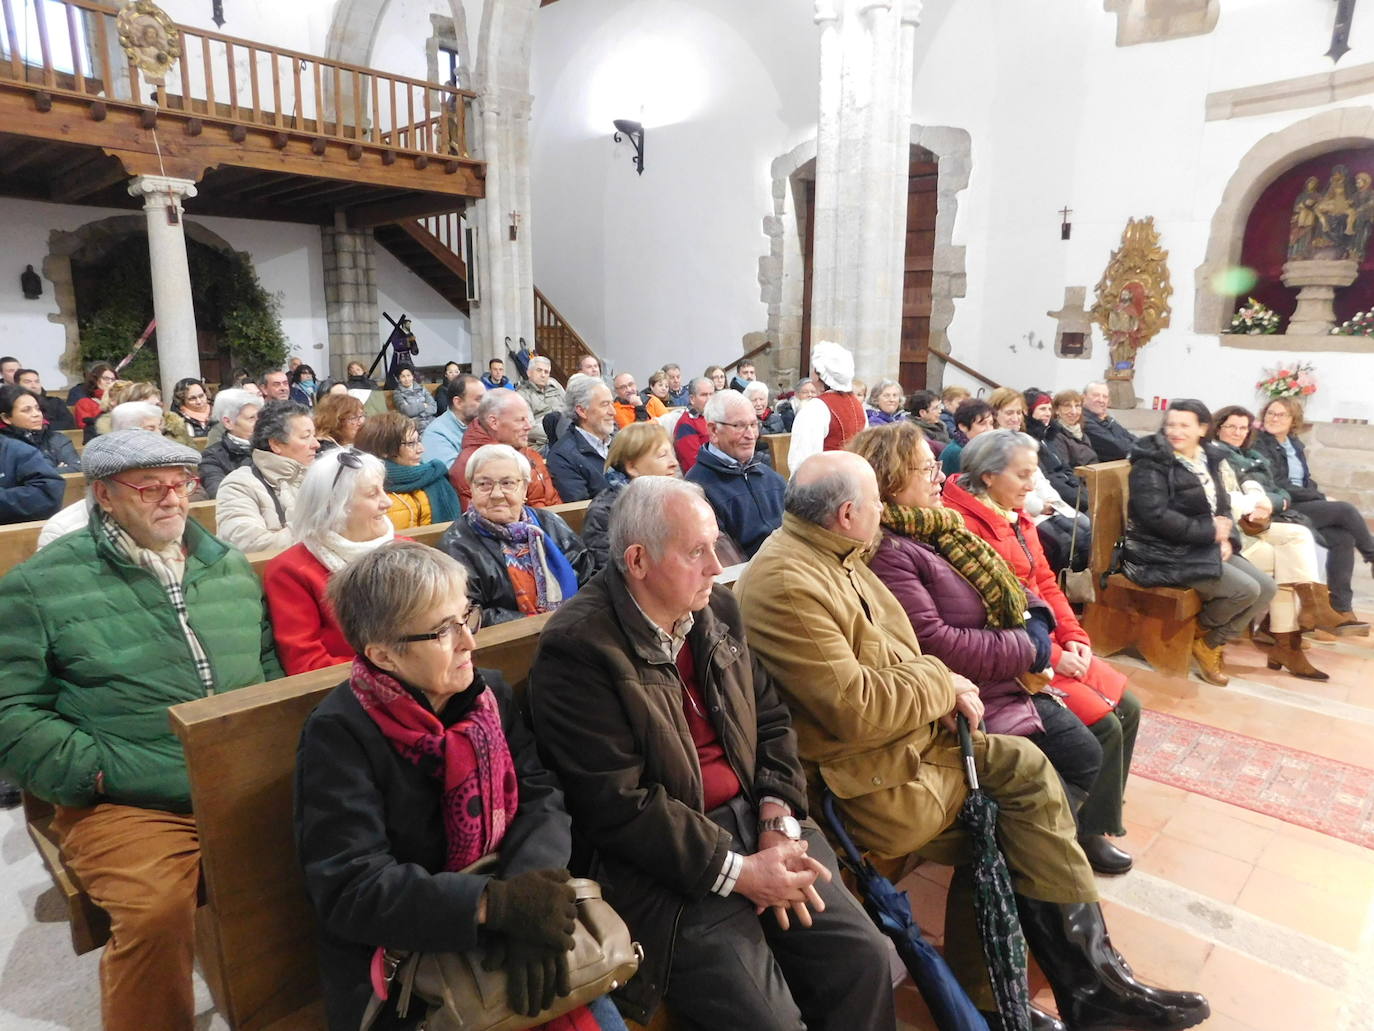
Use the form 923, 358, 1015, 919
128, 175, 198, 206
901, 0, 923, 26
814, 0, 840, 26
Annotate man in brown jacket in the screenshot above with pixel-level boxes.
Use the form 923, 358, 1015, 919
736, 451, 1209, 1031
449, 388, 562, 510
529, 477, 893, 1030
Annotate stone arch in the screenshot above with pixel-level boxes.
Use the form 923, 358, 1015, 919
762, 124, 970, 392
44, 216, 242, 378
1194, 106, 1374, 336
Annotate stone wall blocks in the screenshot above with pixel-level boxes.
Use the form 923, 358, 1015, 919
763, 215, 784, 238
1311, 421, 1374, 448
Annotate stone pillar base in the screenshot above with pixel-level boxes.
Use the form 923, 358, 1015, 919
1282, 259, 1358, 335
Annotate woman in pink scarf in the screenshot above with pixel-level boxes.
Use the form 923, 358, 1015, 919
295, 541, 628, 1031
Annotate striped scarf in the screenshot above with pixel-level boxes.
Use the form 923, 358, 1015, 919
880, 503, 1028, 629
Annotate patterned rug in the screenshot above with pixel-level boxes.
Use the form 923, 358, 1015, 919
1131, 709, 1374, 850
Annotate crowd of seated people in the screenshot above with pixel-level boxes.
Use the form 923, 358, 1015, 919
9, 340, 1374, 1031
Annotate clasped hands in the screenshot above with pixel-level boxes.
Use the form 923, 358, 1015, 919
737, 836, 831, 931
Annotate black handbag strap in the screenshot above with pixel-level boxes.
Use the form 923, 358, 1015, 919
250, 463, 287, 526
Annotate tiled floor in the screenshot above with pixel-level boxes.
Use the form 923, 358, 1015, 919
894, 605, 1374, 1031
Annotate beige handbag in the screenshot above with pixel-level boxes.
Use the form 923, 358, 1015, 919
365, 878, 641, 1031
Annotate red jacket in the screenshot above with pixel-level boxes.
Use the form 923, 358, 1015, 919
263, 543, 355, 675
674, 411, 710, 472
450, 418, 563, 512
942, 474, 1125, 724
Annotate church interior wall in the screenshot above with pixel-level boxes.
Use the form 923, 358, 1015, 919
373, 246, 474, 368
528, 0, 819, 381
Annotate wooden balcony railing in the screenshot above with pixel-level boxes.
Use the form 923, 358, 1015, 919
534, 287, 594, 383
0, 0, 476, 159
417, 211, 463, 255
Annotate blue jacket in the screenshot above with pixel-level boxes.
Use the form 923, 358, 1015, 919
685, 445, 786, 558
667, 385, 691, 408
0, 435, 64, 525
546, 427, 609, 502
480, 374, 512, 390
419, 410, 467, 471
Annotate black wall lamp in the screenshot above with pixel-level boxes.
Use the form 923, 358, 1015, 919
613, 119, 644, 175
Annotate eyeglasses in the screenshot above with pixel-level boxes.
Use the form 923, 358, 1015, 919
344, 414, 366, 424
108, 476, 200, 502
400, 437, 422, 449
714, 420, 760, 435
398, 604, 482, 643
472, 477, 526, 496
332, 448, 363, 489
915, 461, 942, 483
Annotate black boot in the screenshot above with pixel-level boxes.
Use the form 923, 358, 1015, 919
978, 1006, 1068, 1031
1016, 897, 1209, 1031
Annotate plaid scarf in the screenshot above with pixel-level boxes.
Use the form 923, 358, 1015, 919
350, 659, 517, 872
880, 503, 1028, 629
98, 511, 216, 696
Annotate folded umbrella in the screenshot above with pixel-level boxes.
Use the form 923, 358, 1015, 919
957, 713, 1032, 1031
822, 790, 987, 1031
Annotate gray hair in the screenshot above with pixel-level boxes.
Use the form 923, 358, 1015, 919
867, 379, 903, 406
327, 540, 469, 654
959, 429, 1038, 494
784, 464, 862, 527
109, 401, 163, 431
689, 377, 713, 396
1083, 380, 1109, 395
564, 374, 609, 421
662, 363, 681, 374
252, 399, 312, 451
528, 355, 552, 373
703, 389, 750, 424
291, 447, 386, 543
464, 442, 532, 482
210, 388, 257, 427
743, 381, 770, 403
475, 387, 525, 425
794, 377, 814, 393
609, 476, 709, 573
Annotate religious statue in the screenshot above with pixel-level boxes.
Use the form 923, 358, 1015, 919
116, 0, 181, 87
1288, 164, 1374, 262
1090, 217, 1172, 409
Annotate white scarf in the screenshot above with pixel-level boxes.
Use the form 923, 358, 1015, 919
303, 527, 396, 572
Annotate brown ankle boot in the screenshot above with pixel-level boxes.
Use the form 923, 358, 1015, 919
1191, 636, 1230, 686
1293, 583, 1349, 634
1265, 631, 1329, 681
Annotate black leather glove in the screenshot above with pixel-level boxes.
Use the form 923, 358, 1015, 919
483, 936, 573, 1017
483, 868, 577, 950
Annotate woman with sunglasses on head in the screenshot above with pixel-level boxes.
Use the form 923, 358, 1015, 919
354, 412, 461, 531
438, 444, 594, 626
216, 400, 320, 554
264, 448, 398, 674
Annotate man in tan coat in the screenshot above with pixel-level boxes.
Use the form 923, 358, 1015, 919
736, 451, 1208, 1031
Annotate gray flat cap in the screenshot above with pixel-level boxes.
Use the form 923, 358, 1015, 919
82, 430, 203, 481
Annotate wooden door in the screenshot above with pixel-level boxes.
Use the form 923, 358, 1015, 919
900, 155, 938, 392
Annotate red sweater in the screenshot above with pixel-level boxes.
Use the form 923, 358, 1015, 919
675, 641, 741, 811
263, 542, 355, 675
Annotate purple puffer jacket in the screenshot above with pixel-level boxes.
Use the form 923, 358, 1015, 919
869, 528, 1045, 736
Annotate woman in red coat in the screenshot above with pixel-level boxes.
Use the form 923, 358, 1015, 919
264, 447, 399, 674
943, 428, 1139, 875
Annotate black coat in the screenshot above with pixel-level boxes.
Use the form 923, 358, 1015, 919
437, 508, 595, 625
1122, 433, 1235, 588
1082, 409, 1137, 463
1045, 420, 1099, 469
1027, 420, 1087, 511
1251, 430, 1325, 504
199, 435, 253, 499
0, 424, 80, 473
36, 393, 74, 431
581, 476, 627, 570
545, 427, 610, 501
528, 567, 808, 1021
294, 670, 571, 1031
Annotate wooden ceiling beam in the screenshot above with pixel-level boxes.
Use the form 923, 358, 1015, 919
50, 156, 129, 203
346, 193, 473, 229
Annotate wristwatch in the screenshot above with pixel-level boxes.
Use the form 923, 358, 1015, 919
758, 815, 802, 840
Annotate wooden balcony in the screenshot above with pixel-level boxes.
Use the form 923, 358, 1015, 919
0, 0, 484, 226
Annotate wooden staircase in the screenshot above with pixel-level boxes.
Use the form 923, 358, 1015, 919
373, 212, 596, 378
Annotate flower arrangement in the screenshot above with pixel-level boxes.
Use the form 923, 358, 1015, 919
1331, 310, 1374, 336
1229, 297, 1282, 335
1256, 361, 1317, 400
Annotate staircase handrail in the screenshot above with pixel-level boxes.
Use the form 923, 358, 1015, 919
927, 347, 1001, 390
722, 340, 773, 373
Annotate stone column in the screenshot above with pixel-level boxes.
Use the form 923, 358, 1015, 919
128, 175, 199, 401
321, 223, 380, 379
470, 84, 535, 371
808, 0, 922, 383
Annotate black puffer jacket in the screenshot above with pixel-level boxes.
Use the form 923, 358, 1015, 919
1251, 430, 1325, 504
1123, 432, 1235, 588
199, 434, 253, 499
1045, 420, 1099, 469
437, 508, 596, 625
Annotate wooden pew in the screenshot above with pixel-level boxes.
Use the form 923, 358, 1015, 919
21, 793, 110, 955
761, 433, 791, 479
547, 498, 590, 535
55, 429, 210, 454
1078, 461, 1202, 676
61, 473, 85, 508
0, 500, 217, 579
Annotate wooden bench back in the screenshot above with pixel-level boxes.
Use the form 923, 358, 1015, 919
761, 433, 791, 479
0, 500, 217, 579
61, 473, 85, 508
55, 430, 209, 453
1077, 460, 1129, 579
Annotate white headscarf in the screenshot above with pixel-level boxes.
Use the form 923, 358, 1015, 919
810, 340, 854, 392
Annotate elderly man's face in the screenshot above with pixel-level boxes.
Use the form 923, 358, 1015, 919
94, 466, 195, 549
708, 400, 760, 463
666, 367, 682, 391
614, 374, 639, 403
262, 372, 289, 400
690, 380, 714, 413
578, 384, 617, 439
845, 464, 884, 545
631, 498, 723, 620
1083, 384, 1110, 418
528, 362, 550, 387
489, 395, 533, 448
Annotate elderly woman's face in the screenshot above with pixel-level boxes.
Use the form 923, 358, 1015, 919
471, 456, 528, 524
1262, 402, 1294, 437
396, 425, 424, 466
749, 392, 768, 417
796, 381, 819, 403
274, 415, 320, 465
876, 386, 903, 414
625, 440, 679, 479
384, 590, 479, 704
890, 438, 944, 510
1056, 400, 1082, 426
343, 472, 393, 541
1216, 414, 1250, 449
983, 447, 1038, 511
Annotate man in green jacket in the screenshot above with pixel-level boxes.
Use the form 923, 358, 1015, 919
0, 430, 283, 1031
